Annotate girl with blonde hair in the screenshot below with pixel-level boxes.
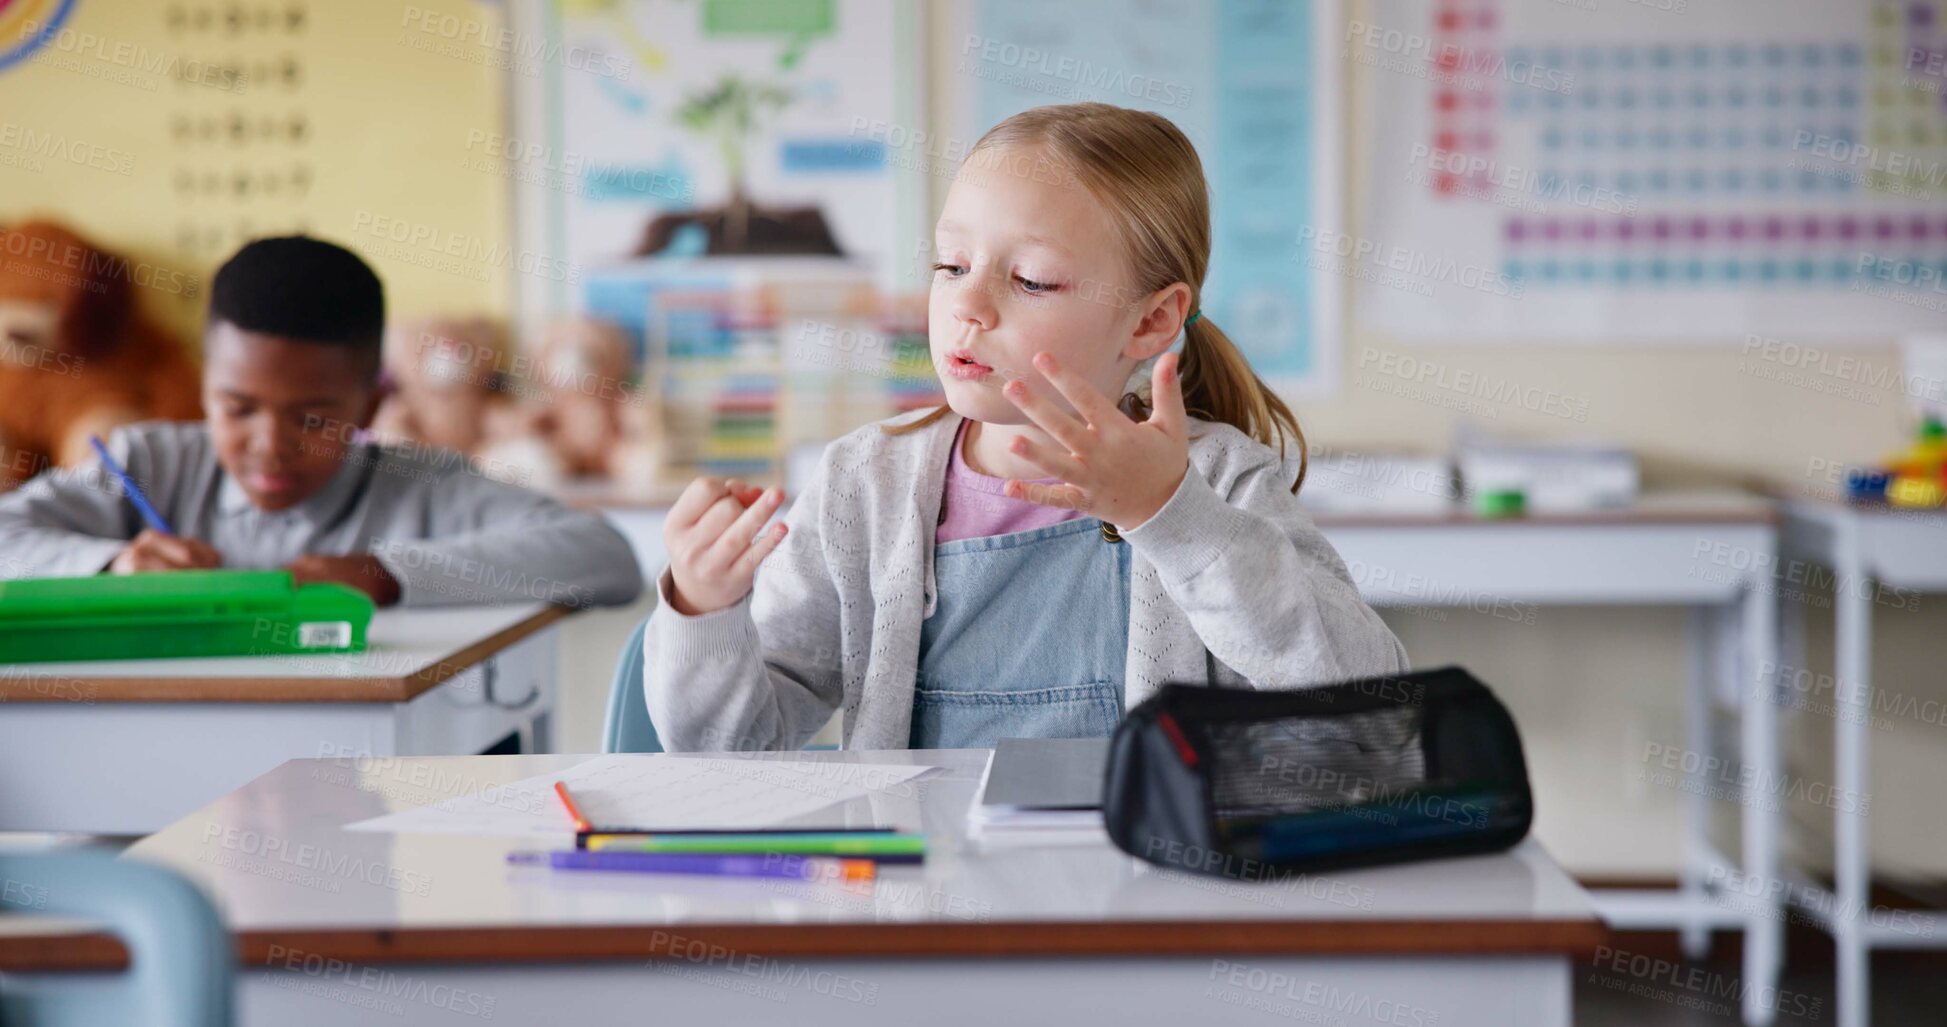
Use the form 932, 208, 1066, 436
646, 102, 1405, 751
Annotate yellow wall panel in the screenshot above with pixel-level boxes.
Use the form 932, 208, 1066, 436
0, 0, 509, 345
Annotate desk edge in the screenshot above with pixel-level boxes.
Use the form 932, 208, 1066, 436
0, 605, 572, 703
0, 917, 1609, 970
1309, 509, 1778, 529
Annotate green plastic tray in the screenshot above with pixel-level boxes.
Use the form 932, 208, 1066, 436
0, 570, 374, 663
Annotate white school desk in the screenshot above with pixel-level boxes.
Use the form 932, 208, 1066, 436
0, 603, 566, 836
1777, 498, 1947, 1027
1311, 490, 1785, 1027
0, 749, 1604, 1027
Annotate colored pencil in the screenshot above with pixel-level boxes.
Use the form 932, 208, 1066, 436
553, 780, 592, 832
583, 832, 926, 861
573, 826, 900, 849
508, 849, 876, 882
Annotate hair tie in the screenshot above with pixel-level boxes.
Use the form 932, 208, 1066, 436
1184, 308, 1203, 326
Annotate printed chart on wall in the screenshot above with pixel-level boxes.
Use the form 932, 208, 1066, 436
1355, 0, 1947, 342
541, 0, 917, 283
956, 0, 1343, 391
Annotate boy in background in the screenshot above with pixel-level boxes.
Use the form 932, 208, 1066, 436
0, 235, 643, 608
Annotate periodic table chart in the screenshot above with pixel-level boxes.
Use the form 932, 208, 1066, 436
1355, 0, 1947, 342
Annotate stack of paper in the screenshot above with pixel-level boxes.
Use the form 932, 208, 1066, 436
967, 738, 1110, 845
1456, 434, 1639, 513
1298, 450, 1458, 514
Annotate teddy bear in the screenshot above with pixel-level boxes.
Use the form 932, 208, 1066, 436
372, 315, 665, 495
476, 316, 667, 494
0, 219, 203, 491
369, 315, 510, 458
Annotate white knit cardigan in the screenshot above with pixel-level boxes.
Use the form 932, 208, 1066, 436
645, 409, 1409, 751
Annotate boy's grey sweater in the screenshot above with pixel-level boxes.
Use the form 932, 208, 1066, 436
646, 409, 1409, 752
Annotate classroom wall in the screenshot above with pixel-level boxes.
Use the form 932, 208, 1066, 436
0, 0, 510, 344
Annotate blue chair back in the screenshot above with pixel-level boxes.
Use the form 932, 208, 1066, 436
0, 849, 232, 1027
603, 616, 834, 752
602, 618, 663, 753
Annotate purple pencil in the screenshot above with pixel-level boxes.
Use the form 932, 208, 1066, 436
508, 849, 875, 882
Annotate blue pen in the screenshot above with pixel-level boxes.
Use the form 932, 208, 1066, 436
88, 435, 175, 535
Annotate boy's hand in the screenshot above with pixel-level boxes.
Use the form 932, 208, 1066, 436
287, 554, 403, 607
665, 477, 787, 616
108, 530, 223, 574
1000, 351, 1191, 530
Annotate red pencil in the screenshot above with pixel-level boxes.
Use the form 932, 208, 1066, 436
553, 780, 592, 832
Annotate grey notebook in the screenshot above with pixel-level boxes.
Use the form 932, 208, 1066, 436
981, 737, 1112, 810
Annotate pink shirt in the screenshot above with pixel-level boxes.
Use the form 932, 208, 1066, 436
935, 420, 1084, 543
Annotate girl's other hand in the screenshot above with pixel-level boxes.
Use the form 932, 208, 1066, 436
664, 477, 788, 616
1000, 351, 1190, 530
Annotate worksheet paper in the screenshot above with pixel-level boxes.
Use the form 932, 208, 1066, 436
344, 755, 939, 838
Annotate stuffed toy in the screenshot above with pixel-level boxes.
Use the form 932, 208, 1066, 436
0, 220, 202, 490
478, 316, 666, 493
369, 316, 510, 458
371, 314, 666, 494
531, 316, 641, 476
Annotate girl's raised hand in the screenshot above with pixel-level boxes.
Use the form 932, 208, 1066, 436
664, 477, 788, 616
999, 351, 1190, 530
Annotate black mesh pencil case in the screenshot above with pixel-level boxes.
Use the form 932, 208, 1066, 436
1103, 666, 1533, 878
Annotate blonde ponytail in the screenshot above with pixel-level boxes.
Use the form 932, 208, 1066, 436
1116, 316, 1304, 494
1180, 317, 1305, 493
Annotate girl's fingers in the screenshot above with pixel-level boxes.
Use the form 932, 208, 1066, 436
723, 478, 763, 506
1147, 352, 1186, 433
668, 477, 729, 528
713, 487, 784, 561
1003, 480, 1088, 511
731, 522, 788, 577
687, 493, 749, 555
1031, 352, 1124, 429
1002, 378, 1093, 453
1007, 434, 1086, 482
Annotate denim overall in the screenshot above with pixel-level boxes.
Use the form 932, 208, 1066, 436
909, 518, 1133, 749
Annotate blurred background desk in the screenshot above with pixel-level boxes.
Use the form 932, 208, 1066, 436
0, 603, 567, 835
1778, 498, 1947, 1027
1315, 490, 1785, 1024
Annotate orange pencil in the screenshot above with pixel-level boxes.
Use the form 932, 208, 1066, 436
553, 780, 592, 832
